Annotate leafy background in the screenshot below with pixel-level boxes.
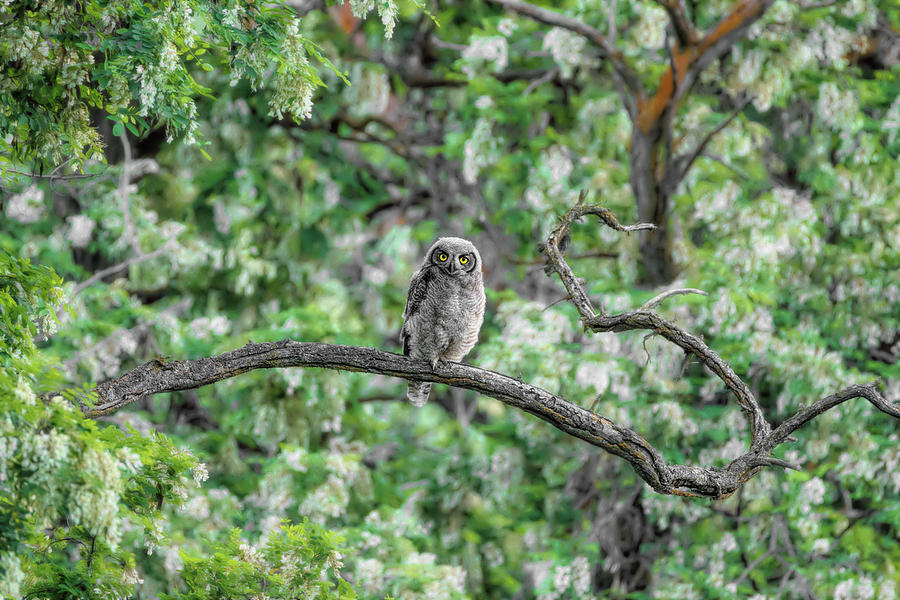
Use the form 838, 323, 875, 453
1, 0, 899, 598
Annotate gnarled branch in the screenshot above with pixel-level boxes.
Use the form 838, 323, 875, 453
83, 341, 897, 499
79, 200, 899, 499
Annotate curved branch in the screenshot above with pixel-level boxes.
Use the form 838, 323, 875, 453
640, 287, 708, 310
587, 309, 771, 447
485, 0, 643, 119
83, 341, 899, 499
542, 197, 771, 448
763, 382, 900, 452
90, 340, 668, 492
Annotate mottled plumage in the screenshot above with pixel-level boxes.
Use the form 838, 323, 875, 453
401, 237, 486, 406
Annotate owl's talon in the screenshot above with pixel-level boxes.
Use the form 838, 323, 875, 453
431, 358, 440, 371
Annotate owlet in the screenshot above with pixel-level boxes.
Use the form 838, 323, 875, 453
401, 237, 486, 406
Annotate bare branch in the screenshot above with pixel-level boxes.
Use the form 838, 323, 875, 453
608, 0, 617, 44
640, 288, 708, 310
117, 132, 142, 256
2, 167, 103, 181
71, 235, 179, 297
762, 382, 900, 452
523, 66, 560, 94
542, 199, 770, 448
485, 0, 643, 119
587, 309, 771, 446
81, 341, 898, 498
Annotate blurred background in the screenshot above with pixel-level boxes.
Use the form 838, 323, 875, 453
2, 1, 900, 598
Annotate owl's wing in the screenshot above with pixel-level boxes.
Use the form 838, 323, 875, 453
401, 267, 433, 356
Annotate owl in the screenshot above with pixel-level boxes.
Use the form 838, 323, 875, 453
401, 237, 486, 406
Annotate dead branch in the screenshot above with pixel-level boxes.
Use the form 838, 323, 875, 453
72, 198, 899, 499
79, 340, 897, 499
640, 288, 708, 310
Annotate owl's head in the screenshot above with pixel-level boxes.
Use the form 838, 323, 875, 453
426, 237, 481, 277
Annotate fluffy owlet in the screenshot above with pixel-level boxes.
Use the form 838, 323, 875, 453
401, 237, 486, 406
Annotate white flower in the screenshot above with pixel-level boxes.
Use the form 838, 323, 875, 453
355, 558, 384, 594
497, 17, 517, 36
122, 566, 144, 585
462, 36, 508, 76
66, 214, 95, 248
6, 184, 44, 223
543, 28, 586, 78
463, 117, 499, 184
191, 462, 209, 485
575, 362, 610, 395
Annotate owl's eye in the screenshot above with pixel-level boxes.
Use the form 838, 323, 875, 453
459, 256, 469, 265
438, 253, 448, 262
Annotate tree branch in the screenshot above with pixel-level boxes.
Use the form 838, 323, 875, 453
76, 197, 900, 499
637, 0, 774, 134
71, 235, 179, 297
543, 195, 771, 448
82, 341, 898, 499
485, 0, 643, 119
654, 0, 697, 46
671, 94, 753, 183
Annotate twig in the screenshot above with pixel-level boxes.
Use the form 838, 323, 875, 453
608, 0, 617, 44
639, 288, 707, 310
523, 66, 559, 94
117, 131, 142, 255
673, 94, 753, 181
2, 168, 102, 181
71, 235, 179, 297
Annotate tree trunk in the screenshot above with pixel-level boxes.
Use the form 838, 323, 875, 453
630, 126, 676, 286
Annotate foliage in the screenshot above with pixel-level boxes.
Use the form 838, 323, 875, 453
2, 0, 900, 599
162, 524, 354, 600
0, 0, 394, 170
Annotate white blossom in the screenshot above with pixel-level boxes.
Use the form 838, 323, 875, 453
462, 36, 508, 76
66, 214, 95, 248
6, 184, 45, 223
542, 27, 586, 78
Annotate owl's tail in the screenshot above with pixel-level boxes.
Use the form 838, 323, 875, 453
406, 381, 432, 407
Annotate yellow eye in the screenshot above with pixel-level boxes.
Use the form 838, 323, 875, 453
438, 253, 448, 262
459, 256, 468, 265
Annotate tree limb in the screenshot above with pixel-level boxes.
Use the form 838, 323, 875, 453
485, 0, 643, 119
543, 195, 771, 448
71, 235, 179, 297
654, 0, 697, 46
83, 341, 898, 499
637, 0, 775, 134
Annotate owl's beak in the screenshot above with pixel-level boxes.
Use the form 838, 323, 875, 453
447, 262, 460, 275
